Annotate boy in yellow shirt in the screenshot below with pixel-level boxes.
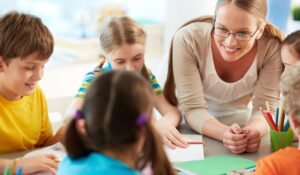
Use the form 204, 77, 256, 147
0, 11, 59, 174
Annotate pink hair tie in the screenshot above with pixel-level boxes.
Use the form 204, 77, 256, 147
136, 114, 149, 126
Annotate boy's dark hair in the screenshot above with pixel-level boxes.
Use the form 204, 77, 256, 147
283, 30, 300, 59
0, 11, 54, 64
65, 70, 175, 175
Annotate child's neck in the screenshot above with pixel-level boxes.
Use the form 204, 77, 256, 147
102, 149, 137, 169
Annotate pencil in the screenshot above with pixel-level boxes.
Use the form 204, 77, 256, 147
278, 108, 285, 131
283, 121, 290, 132
275, 107, 279, 126
266, 101, 270, 111
187, 141, 205, 144
260, 107, 276, 130
266, 112, 278, 131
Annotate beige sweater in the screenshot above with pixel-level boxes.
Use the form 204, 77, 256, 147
172, 22, 283, 133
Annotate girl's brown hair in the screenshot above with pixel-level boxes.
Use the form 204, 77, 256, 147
65, 71, 175, 175
99, 16, 149, 80
0, 11, 54, 64
164, 0, 285, 106
283, 30, 300, 59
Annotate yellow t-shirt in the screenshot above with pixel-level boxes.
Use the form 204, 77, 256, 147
0, 86, 53, 154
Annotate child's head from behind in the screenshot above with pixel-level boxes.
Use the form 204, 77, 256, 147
281, 30, 300, 67
281, 62, 300, 138
100, 16, 146, 73
65, 71, 175, 175
0, 11, 53, 100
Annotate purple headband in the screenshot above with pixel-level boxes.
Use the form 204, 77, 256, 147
135, 114, 149, 126
74, 110, 84, 120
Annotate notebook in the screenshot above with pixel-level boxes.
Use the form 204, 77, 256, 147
174, 155, 256, 175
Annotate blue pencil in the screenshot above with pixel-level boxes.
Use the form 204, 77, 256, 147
283, 121, 290, 131
275, 107, 279, 126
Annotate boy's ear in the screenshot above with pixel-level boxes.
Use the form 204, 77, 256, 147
291, 114, 300, 128
0, 56, 5, 72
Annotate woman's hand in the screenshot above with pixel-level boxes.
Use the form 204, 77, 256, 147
223, 123, 248, 154
242, 127, 261, 153
17, 154, 59, 175
156, 118, 188, 149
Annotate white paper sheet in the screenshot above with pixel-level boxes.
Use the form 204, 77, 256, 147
165, 134, 204, 163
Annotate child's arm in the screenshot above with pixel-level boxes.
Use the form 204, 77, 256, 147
154, 95, 188, 149
43, 124, 68, 146
0, 154, 58, 174
0, 159, 13, 172
43, 98, 83, 146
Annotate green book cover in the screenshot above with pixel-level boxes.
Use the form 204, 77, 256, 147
174, 155, 256, 175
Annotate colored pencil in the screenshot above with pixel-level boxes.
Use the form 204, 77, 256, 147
260, 107, 277, 130
187, 141, 205, 144
283, 121, 290, 132
278, 108, 285, 131
275, 107, 279, 126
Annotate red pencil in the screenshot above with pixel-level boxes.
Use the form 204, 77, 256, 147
187, 141, 205, 144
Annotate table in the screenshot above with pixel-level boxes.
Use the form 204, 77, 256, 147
179, 124, 297, 161
0, 127, 297, 162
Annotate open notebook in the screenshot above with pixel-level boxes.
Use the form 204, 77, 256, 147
165, 134, 204, 163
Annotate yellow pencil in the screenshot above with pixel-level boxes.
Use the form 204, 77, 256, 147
278, 107, 285, 131
265, 101, 270, 112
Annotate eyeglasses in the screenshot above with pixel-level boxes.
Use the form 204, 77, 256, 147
213, 26, 260, 41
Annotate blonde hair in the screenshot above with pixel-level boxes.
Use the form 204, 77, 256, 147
281, 62, 300, 121
99, 16, 149, 79
100, 16, 146, 53
164, 0, 284, 106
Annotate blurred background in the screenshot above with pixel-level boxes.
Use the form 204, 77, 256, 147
0, 0, 299, 131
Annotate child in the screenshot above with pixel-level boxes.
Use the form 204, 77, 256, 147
254, 62, 300, 174
0, 12, 58, 174
281, 30, 300, 66
65, 16, 187, 149
58, 71, 176, 175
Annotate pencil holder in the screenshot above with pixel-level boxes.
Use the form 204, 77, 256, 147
270, 129, 293, 152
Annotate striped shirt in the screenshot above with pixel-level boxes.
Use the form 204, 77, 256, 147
75, 63, 162, 99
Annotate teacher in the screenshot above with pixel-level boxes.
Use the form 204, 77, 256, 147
164, 0, 284, 154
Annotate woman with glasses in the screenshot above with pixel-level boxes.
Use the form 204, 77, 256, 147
164, 0, 284, 154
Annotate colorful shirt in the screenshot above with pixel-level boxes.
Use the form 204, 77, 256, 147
58, 152, 140, 175
75, 63, 162, 99
255, 147, 300, 175
0, 86, 53, 154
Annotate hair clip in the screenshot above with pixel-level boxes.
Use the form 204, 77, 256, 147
136, 114, 149, 126
74, 110, 83, 120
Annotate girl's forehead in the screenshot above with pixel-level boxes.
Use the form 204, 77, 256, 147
109, 44, 145, 59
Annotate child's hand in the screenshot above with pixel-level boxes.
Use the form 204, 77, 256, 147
223, 123, 247, 154
156, 118, 188, 149
17, 154, 59, 174
242, 128, 261, 153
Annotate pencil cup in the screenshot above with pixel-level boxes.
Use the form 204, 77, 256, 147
270, 129, 293, 152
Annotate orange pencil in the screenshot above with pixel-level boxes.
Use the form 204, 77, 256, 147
266, 112, 278, 131
259, 107, 277, 130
